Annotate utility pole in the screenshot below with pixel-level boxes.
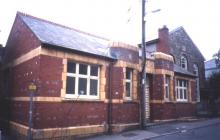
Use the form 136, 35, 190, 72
140, 0, 147, 129
28, 82, 37, 140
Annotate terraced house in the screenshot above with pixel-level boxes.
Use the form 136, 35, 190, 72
0, 12, 205, 139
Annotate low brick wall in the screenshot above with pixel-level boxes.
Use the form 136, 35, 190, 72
150, 102, 196, 121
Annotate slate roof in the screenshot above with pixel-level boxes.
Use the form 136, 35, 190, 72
205, 58, 217, 70
174, 64, 196, 77
169, 27, 205, 61
145, 27, 205, 61
18, 12, 114, 60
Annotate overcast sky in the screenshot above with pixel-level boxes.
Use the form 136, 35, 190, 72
0, 0, 219, 60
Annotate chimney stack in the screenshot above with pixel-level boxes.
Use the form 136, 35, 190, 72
156, 25, 170, 54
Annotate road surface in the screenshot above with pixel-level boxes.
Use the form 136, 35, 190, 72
150, 122, 220, 140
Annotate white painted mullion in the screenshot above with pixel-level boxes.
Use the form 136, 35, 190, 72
75, 63, 79, 96
78, 75, 88, 78
164, 75, 166, 99
90, 76, 99, 79
87, 65, 90, 96
97, 67, 100, 97
125, 70, 132, 99
174, 79, 178, 100
130, 70, 132, 98
176, 80, 179, 100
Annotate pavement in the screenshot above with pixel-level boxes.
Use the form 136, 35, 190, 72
85, 117, 220, 140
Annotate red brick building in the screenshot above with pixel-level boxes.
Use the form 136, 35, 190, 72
0, 13, 204, 139
145, 26, 205, 121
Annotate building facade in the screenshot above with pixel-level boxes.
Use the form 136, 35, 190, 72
0, 13, 204, 139
144, 26, 205, 121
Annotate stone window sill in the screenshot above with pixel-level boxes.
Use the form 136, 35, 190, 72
61, 97, 103, 102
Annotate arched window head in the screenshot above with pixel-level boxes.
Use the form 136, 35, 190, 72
181, 55, 188, 70
169, 54, 175, 64
193, 64, 199, 76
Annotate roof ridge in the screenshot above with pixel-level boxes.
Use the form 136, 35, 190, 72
169, 26, 184, 34
17, 11, 110, 41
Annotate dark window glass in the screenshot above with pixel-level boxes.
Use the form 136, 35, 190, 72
184, 90, 187, 99
126, 82, 131, 97
165, 76, 170, 99
66, 76, 75, 94
79, 64, 88, 75
182, 63, 185, 68
184, 81, 187, 87
126, 69, 132, 79
176, 90, 179, 98
165, 87, 169, 98
90, 79, 98, 95
67, 62, 76, 73
180, 89, 183, 98
90, 65, 98, 76
78, 78, 87, 95
180, 80, 182, 86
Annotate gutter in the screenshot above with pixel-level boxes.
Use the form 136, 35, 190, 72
41, 42, 117, 61
107, 61, 116, 134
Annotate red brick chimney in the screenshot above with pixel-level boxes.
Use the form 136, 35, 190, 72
156, 25, 170, 54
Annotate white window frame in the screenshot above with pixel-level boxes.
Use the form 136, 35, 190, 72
164, 75, 170, 100
193, 64, 200, 102
181, 55, 188, 70
176, 79, 188, 102
66, 62, 100, 99
125, 68, 132, 100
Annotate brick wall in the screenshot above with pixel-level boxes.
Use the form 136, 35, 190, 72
4, 15, 40, 63
154, 59, 173, 71
2, 14, 42, 130
33, 102, 107, 129
176, 103, 196, 117
190, 80, 197, 101
6, 49, 140, 132
9, 56, 40, 97
38, 55, 63, 97
3, 56, 41, 128
10, 101, 29, 126
112, 102, 139, 124
152, 74, 164, 100
111, 67, 124, 99
150, 103, 196, 120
